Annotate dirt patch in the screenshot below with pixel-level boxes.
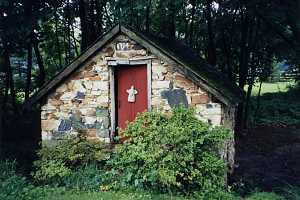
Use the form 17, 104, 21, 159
231, 125, 300, 190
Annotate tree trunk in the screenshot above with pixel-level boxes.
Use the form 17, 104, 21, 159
243, 77, 254, 127
237, 9, 253, 129
71, 24, 79, 56
129, 0, 134, 26
183, 0, 189, 42
145, 0, 152, 32
66, 0, 72, 62
79, 0, 89, 51
286, 0, 300, 45
243, 56, 257, 127
242, 18, 261, 127
32, 34, 46, 87
2, 52, 9, 110
89, 0, 96, 39
189, 0, 196, 46
0, 107, 2, 155
67, 19, 72, 63
136, 10, 140, 31
222, 31, 233, 80
3, 42, 16, 111
167, 0, 176, 38
25, 42, 32, 100
63, 29, 68, 64
104, 2, 112, 27
254, 80, 263, 122
95, 0, 104, 36
55, 12, 62, 68
205, 0, 216, 66
238, 9, 250, 89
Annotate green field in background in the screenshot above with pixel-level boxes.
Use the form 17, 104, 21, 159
244, 82, 295, 96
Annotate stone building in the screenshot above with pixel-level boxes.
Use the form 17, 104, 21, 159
25, 25, 242, 168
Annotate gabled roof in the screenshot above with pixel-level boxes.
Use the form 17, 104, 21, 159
24, 24, 243, 108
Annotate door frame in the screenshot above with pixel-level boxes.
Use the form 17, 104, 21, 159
107, 57, 152, 138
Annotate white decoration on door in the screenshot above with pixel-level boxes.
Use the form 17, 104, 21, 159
126, 85, 138, 103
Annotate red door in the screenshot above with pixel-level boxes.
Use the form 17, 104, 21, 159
117, 65, 148, 130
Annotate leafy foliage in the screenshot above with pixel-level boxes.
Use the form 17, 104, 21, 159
108, 106, 231, 194
245, 192, 285, 200
0, 159, 290, 200
0, 159, 50, 200
32, 133, 111, 184
59, 164, 105, 191
280, 185, 300, 200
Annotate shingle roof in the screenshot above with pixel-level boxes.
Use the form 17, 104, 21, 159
126, 27, 243, 104
24, 24, 242, 108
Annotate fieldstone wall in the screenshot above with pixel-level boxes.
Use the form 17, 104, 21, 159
41, 54, 111, 142
150, 58, 222, 126
41, 34, 231, 143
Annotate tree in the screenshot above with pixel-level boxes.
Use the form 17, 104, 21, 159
1, 0, 299, 129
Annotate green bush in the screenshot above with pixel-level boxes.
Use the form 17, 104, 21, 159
0, 160, 28, 200
60, 164, 105, 191
108, 106, 231, 194
279, 185, 300, 200
33, 159, 72, 182
245, 192, 285, 200
248, 85, 300, 126
0, 159, 50, 200
253, 99, 300, 126
32, 133, 111, 185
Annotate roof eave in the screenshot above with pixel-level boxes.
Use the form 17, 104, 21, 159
23, 25, 121, 109
120, 26, 242, 106
24, 24, 242, 109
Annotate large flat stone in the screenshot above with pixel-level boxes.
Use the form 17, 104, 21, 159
191, 94, 210, 104
92, 81, 108, 91
97, 117, 110, 129
96, 129, 110, 138
96, 108, 109, 117
153, 81, 170, 89
96, 96, 109, 103
74, 91, 85, 101
60, 92, 76, 101
161, 89, 188, 108
84, 116, 97, 125
42, 119, 59, 131
73, 80, 87, 93
58, 119, 72, 132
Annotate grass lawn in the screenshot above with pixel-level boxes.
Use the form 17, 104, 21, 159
43, 190, 190, 200
41, 189, 286, 200
244, 81, 295, 96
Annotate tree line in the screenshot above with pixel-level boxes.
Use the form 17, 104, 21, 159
1, 0, 300, 128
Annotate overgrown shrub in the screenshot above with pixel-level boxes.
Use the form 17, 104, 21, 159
279, 185, 300, 200
32, 133, 111, 185
245, 192, 285, 200
252, 98, 300, 126
60, 164, 105, 191
0, 160, 27, 200
0, 159, 50, 200
248, 85, 300, 126
108, 106, 232, 194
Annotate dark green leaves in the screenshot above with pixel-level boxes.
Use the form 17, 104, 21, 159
109, 106, 232, 194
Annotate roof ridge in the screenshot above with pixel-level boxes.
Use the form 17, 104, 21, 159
24, 24, 242, 109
